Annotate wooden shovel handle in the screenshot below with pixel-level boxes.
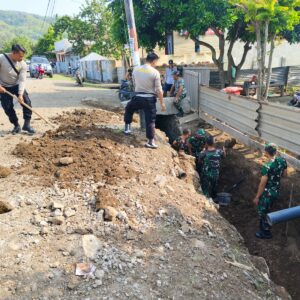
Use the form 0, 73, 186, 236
4, 90, 55, 128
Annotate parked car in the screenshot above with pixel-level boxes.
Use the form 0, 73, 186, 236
29, 56, 53, 78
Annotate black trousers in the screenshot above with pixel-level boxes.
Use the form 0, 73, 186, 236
0, 85, 32, 125
124, 96, 156, 140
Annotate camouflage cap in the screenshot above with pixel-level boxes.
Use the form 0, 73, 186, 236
196, 129, 206, 136
265, 143, 277, 155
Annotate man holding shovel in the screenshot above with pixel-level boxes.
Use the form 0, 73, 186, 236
0, 44, 35, 134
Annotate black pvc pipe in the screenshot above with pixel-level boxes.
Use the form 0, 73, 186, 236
267, 206, 300, 226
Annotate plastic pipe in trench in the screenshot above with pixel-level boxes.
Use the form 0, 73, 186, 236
267, 206, 300, 226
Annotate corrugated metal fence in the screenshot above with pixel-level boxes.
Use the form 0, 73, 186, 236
259, 103, 300, 155
184, 70, 200, 112
183, 73, 300, 157
200, 87, 260, 137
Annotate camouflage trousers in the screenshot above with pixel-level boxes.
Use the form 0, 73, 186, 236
200, 175, 219, 198
174, 94, 186, 114
257, 190, 278, 217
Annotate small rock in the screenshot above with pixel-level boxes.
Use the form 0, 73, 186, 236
31, 215, 42, 225
74, 227, 93, 235
93, 279, 102, 287
95, 269, 105, 279
126, 231, 137, 241
0, 200, 14, 213
117, 211, 128, 222
50, 201, 64, 210
191, 239, 206, 250
103, 206, 118, 222
154, 175, 167, 188
82, 235, 101, 259
52, 209, 63, 217
40, 227, 49, 235
133, 249, 145, 259
59, 157, 74, 166
64, 208, 76, 218
40, 221, 48, 227
49, 216, 64, 225
181, 223, 190, 234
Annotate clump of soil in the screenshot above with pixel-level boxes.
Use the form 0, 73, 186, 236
0, 199, 13, 214
0, 166, 12, 178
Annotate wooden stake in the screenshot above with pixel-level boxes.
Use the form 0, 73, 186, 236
285, 183, 294, 238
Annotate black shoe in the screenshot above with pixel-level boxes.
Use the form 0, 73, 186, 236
22, 120, 35, 134
255, 230, 272, 239
12, 124, 21, 135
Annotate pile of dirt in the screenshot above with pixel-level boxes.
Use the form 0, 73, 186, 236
13, 129, 141, 189
51, 108, 124, 127
0, 166, 12, 178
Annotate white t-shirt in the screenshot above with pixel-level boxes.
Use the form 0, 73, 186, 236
165, 66, 177, 85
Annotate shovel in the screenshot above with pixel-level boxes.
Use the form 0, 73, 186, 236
215, 177, 245, 206
4, 90, 55, 128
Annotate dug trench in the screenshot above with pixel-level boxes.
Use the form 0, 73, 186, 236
156, 117, 300, 299
217, 140, 300, 299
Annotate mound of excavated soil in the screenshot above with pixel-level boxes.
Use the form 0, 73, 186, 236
13, 127, 140, 189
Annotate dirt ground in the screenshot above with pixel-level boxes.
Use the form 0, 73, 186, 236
0, 76, 294, 300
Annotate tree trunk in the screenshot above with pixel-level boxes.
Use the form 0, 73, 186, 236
255, 22, 263, 101
261, 21, 269, 97
227, 40, 236, 86
263, 37, 275, 101
227, 41, 252, 85
192, 37, 226, 88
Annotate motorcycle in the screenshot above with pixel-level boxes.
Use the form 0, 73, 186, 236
74, 67, 83, 86
118, 79, 134, 102
35, 65, 45, 79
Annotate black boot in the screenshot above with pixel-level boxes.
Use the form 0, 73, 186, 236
22, 119, 35, 134
255, 218, 272, 239
11, 123, 21, 135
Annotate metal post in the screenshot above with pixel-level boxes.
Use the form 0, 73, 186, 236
124, 0, 146, 129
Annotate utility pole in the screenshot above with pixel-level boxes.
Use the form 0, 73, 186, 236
123, 0, 146, 129
124, 0, 140, 67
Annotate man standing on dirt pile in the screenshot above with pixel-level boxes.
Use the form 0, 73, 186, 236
124, 53, 166, 149
253, 143, 287, 239
198, 136, 226, 199
0, 44, 35, 134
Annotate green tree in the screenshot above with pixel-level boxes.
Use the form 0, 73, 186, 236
67, 0, 122, 58
34, 25, 57, 57
0, 36, 34, 58
232, 0, 300, 100
110, 0, 254, 88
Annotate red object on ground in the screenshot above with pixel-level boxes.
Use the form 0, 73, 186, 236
221, 86, 243, 95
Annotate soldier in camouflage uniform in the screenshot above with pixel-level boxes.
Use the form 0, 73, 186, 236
253, 143, 287, 239
170, 71, 187, 117
187, 129, 207, 157
198, 136, 225, 198
172, 128, 191, 154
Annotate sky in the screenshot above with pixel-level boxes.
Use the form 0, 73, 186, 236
0, 0, 86, 17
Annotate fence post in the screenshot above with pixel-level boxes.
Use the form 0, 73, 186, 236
197, 72, 200, 116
